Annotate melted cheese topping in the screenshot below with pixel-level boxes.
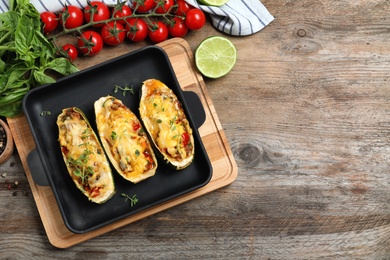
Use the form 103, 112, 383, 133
140, 79, 194, 162
95, 97, 156, 182
57, 108, 114, 203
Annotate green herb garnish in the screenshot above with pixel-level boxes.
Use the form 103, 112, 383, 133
111, 131, 117, 140
40, 110, 52, 117
67, 144, 94, 185
121, 193, 138, 207
114, 84, 134, 96
111, 129, 127, 140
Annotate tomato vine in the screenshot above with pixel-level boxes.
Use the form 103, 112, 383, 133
45, 0, 206, 57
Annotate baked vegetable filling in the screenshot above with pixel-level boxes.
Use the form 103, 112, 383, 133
140, 79, 194, 169
95, 96, 157, 183
57, 107, 115, 204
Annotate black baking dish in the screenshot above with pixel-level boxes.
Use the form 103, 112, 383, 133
22, 45, 212, 234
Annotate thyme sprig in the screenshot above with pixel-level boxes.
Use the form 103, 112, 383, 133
114, 84, 134, 96
111, 129, 128, 140
121, 193, 138, 207
67, 142, 95, 185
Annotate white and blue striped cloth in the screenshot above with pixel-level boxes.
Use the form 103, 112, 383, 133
0, 0, 274, 36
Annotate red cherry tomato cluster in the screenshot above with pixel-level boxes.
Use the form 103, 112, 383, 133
40, 0, 206, 61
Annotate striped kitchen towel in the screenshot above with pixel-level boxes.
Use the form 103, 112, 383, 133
0, 0, 274, 36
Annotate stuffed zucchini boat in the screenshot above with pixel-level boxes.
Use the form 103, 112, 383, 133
139, 79, 195, 170
94, 96, 158, 183
57, 107, 115, 204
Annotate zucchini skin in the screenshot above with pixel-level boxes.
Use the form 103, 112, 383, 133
94, 96, 158, 183
139, 79, 195, 170
57, 107, 115, 204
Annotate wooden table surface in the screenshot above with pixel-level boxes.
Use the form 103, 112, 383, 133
2, 0, 390, 258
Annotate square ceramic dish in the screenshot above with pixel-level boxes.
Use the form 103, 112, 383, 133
22, 46, 212, 234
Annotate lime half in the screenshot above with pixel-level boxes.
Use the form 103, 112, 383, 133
195, 36, 237, 79
198, 0, 229, 6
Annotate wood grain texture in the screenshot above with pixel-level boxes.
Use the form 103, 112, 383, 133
1, 0, 390, 258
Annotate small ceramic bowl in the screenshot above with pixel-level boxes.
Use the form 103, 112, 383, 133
0, 119, 14, 165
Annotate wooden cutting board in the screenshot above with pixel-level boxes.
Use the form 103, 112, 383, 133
7, 38, 237, 248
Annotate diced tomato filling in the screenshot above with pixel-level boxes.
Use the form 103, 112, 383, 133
181, 132, 190, 147
133, 121, 141, 131
143, 150, 155, 170
90, 187, 101, 198
61, 146, 69, 155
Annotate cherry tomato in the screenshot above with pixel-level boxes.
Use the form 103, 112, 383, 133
126, 18, 149, 42
182, 132, 190, 147
40, 11, 58, 34
59, 6, 84, 29
185, 9, 206, 30
155, 0, 174, 14
84, 1, 110, 27
61, 44, 78, 61
148, 21, 168, 43
77, 31, 103, 56
168, 17, 188, 38
175, 0, 192, 16
133, 0, 154, 13
111, 4, 132, 24
101, 21, 126, 46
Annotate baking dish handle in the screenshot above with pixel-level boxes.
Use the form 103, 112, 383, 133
183, 91, 206, 129
27, 148, 50, 186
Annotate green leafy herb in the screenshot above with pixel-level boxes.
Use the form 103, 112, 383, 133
81, 128, 91, 140
40, 110, 51, 117
169, 117, 177, 130
67, 144, 94, 185
121, 193, 138, 207
111, 131, 117, 140
114, 84, 134, 96
111, 129, 127, 140
0, 0, 78, 117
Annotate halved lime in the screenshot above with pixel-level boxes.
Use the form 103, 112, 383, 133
198, 0, 229, 6
195, 36, 237, 79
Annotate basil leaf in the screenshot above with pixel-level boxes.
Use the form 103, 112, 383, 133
15, 15, 34, 55
0, 59, 5, 73
0, 100, 23, 117
0, 88, 28, 105
46, 58, 79, 75
0, 0, 79, 117
5, 66, 28, 88
0, 11, 19, 30
33, 32, 56, 60
33, 70, 56, 85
